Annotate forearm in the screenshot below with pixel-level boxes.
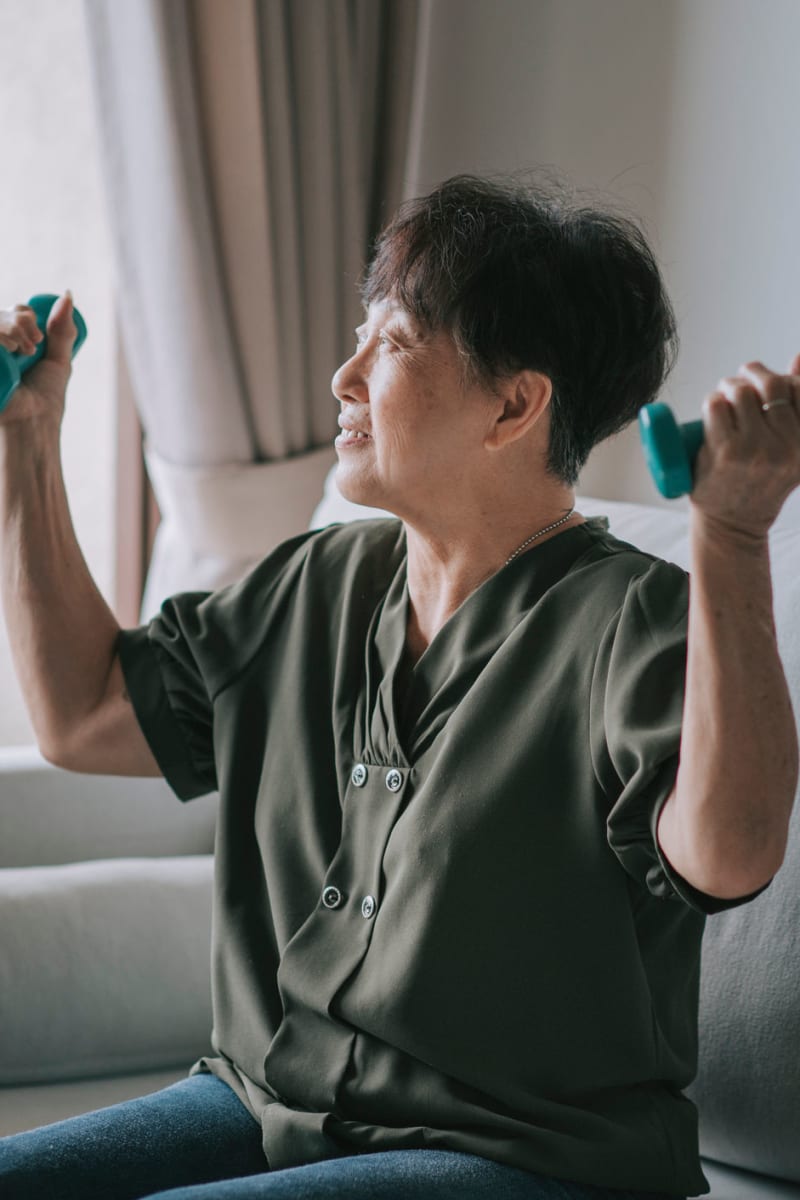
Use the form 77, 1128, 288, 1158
660, 511, 798, 897
0, 419, 121, 755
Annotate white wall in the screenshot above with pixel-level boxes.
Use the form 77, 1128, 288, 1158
0, 0, 115, 746
408, 0, 800, 506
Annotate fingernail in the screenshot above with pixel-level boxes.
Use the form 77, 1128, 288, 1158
64, 289, 73, 303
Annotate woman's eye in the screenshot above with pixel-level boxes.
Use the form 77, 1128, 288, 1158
354, 331, 393, 351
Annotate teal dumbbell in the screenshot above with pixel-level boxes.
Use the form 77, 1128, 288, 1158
0, 293, 88, 414
638, 402, 704, 498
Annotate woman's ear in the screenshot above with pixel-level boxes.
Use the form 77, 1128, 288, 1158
485, 370, 552, 450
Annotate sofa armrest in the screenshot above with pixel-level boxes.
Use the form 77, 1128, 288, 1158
0, 855, 214, 1085
703, 1158, 800, 1198
0, 745, 217, 867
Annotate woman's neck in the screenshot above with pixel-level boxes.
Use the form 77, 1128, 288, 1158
402, 500, 583, 656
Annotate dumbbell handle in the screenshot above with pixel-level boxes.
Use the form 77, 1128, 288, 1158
639, 402, 704, 498
0, 294, 88, 414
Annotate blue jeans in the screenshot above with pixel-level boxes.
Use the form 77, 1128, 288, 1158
0, 1074, 679, 1200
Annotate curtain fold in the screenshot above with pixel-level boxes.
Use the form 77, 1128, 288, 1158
134, 444, 340, 618
113, 319, 157, 627
82, 0, 423, 620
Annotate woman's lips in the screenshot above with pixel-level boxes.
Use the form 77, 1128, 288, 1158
335, 430, 373, 448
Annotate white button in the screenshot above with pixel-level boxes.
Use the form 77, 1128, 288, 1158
322, 886, 343, 908
351, 764, 368, 787
385, 768, 403, 793
361, 895, 376, 919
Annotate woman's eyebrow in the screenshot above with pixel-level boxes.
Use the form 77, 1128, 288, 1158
389, 308, 426, 336
357, 319, 417, 338
354, 318, 427, 341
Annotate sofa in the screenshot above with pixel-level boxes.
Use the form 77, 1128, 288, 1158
1, 474, 799, 1200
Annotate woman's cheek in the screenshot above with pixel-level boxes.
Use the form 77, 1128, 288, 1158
384, 424, 417, 467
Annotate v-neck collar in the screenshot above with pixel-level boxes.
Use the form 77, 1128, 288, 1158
360, 517, 608, 766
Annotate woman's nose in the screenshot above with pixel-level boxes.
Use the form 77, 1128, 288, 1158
331, 349, 365, 404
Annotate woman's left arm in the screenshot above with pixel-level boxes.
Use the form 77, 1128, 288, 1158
656, 355, 800, 900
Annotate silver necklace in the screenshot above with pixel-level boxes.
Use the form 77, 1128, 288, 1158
504, 508, 575, 566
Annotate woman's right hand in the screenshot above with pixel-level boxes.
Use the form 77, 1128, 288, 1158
0, 294, 78, 429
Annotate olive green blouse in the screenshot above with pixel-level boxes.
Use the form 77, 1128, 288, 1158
116, 515, 761, 1197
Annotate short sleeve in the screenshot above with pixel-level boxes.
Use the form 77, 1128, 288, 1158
590, 556, 768, 915
116, 528, 319, 802
117, 595, 218, 802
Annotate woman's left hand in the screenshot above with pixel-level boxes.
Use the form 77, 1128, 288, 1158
689, 352, 800, 540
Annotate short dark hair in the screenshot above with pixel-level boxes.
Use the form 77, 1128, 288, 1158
360, 172, 679, 486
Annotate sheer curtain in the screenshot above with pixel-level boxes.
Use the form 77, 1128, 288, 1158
83, 0, 428, 620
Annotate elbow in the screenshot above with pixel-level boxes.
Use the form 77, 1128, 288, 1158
657, 786, 788, 900
691, 858, 779, 901
38, 726, 91, 773
675, 836, 786, 900
38, 737, 70, 770
701, 810, 791, 898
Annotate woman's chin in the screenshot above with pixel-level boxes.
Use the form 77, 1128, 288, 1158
334, 462, 386, 509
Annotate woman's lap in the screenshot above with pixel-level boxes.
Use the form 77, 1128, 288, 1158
145, 1147, 675, 1200
0, 1073, 677, 1200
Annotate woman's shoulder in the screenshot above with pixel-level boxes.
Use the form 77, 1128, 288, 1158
280, 516, 406, 595
574, 515, 687, 577
568, 515, 689, 626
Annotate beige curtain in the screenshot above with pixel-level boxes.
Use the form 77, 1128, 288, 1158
82, 0, 427, 621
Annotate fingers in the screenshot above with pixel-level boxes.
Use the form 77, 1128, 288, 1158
739, 361, 799, 436
718, 376, 766, 438
701, 390, 736, 447
700, 362, 800, 484
43, 293, 77, 366
704, 361, 799, 443
46, 292, 74, 329
694, 358, 800, 536
739, 360, 797, 406
0, 297, 75, 359
702, 377, 764, 448
20, 315, 44, 353
0, 314, 44, 356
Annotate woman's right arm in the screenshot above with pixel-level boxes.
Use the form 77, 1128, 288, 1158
0, 296, 161, 776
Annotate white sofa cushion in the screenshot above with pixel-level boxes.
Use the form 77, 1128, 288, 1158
0, 745, 217, 868
704, 1159, 800, 1200
0, 856, 214, 1085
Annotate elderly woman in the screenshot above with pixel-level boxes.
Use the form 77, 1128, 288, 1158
0, 174, 798, 1200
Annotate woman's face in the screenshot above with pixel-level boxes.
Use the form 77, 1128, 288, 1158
331, 297, 496, 519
